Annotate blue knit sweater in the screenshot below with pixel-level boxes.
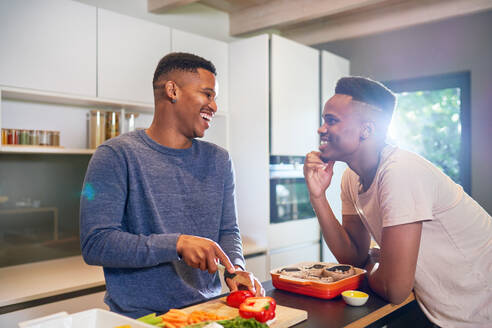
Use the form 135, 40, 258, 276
80, 130, 245, 318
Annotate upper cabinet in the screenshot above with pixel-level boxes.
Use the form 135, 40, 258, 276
229, 34, 270, 247
97, 9, 171, 104
270, 35, 320, 156
171, 29, 229, 150
0, 0, 96, 96
321, 50, 350, 106
171, 29, 229, 114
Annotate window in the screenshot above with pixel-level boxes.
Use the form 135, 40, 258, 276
385, 72, 471, 193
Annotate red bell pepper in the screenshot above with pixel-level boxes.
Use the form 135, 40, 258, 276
226, 290, 255, 308
238, 297, 276, 323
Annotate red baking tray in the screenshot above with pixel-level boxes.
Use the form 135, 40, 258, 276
270, 262, 366, 299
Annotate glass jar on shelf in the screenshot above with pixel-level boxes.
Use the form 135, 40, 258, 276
19, 130, 29, 145
29, 130, 40, 145
50, 131, 60, 147
89, 110, 106, 149
125, 112, 140, 132
8, 129, 19, 144
1, 129, 7, 145
105, 111, 120, 140
39, 130, 50, 146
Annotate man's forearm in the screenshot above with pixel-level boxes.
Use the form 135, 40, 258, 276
311, 195, 366, 266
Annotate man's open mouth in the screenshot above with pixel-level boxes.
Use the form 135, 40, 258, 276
200, 112, 213, 122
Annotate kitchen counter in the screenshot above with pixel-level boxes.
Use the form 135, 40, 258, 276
262, 280, 416, 328
0, 256, 104, 311
242, 236, 267, 257
0, 236, 266, 313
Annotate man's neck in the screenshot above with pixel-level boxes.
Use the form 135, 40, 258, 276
348, 143, 385, 192
146, 122, 192, 149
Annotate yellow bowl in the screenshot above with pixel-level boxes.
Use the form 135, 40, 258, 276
341, 290, 369, 306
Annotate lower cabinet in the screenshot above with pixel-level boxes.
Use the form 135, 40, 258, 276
269, 242, 321, 270
245, 254, 268, 282
0, 291, 107, 327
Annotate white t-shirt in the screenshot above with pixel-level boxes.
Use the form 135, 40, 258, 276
341, 145, 492, 328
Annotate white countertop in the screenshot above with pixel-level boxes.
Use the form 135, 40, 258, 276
0, 238, 267, 308
242, 237, 267, 256
0, 256, 105, 308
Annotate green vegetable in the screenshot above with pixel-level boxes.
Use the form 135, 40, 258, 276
137, 313, 156, 322
216, 317, 269, 328
137, 313, 163, 325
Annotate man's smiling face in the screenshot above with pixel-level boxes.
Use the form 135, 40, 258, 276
318, 94, 365, 162
174, 68, 218, 139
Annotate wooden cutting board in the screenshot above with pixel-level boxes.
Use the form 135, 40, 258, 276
182, 297, 307, 328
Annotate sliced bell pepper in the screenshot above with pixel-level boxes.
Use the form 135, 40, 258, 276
238, 297, 276, 323
226, 290, 255, 308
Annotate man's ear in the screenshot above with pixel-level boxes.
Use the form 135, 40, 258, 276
164, 81, 178, 102
360, 121, 375, 140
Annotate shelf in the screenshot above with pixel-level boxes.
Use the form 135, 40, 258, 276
0, 86, 154, 113
0, 86, 229, 116
0, 145, 94, 155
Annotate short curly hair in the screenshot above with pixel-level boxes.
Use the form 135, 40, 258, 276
153, 52, 216, 88
335, 76, 396, 117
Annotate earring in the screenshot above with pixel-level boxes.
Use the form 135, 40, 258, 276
171, 99, 177, 104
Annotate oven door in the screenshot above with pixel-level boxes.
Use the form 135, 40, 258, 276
270, 177, 315, 224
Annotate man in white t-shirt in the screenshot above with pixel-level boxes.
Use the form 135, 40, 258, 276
304, 76, 491, 328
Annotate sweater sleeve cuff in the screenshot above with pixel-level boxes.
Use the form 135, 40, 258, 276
232, 257, 246, 271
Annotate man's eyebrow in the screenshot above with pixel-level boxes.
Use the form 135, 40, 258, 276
202, 87, 216, 94
323, 112, 338, 119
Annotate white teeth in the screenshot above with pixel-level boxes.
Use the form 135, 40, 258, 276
200, 113, 213, 121
320, 140, 328, 145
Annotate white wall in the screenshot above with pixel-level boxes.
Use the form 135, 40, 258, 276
74, 0, 235, 42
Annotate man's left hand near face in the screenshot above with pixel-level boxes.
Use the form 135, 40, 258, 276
225, 269, 265, 297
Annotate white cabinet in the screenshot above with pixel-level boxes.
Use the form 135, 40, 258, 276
171, 29, 229, 114
269, 243, 320, 270
0, 0, 96, 96
320, 50, 350, 105
171, 29, 229, 150
97, 9, 171, 104
270, 35, 320, 156
246, 254, 268, 282
320, 50, 350, 263
268, 218, 320, 250
229, 35, 270, 247
201, 115, 228, 150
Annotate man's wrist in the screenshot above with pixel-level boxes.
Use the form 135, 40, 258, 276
309, 193, 327, 203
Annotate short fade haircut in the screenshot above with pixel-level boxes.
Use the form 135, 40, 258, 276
335, 76, 396, 117
152, 52, 216, 88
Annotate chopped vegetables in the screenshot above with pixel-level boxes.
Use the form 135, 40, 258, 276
187, 310, 229, 324
238, 297, 276, 323
137, 313, 164, 325
217, 317, 269, 328
226, 290, 254, 308
138, 309, 230, 328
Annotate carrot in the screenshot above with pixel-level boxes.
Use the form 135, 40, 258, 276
157, 308, 230, 327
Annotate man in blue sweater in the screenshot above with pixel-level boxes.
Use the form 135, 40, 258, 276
80, 52, 263, 318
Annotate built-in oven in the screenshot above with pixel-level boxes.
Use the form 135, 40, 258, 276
270, 156, 315, 224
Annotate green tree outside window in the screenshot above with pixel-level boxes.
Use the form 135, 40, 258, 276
387, 88, 462, 184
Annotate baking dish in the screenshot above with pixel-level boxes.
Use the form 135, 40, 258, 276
270, 261, 366, 299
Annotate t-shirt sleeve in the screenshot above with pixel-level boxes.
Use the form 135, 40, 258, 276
378, 160, 435, 227
341, 168, 358, 215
